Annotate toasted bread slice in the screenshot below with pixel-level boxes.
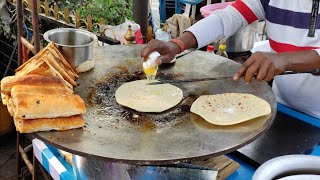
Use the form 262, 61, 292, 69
1, 75, 73, 96
7, 97, 14, 116
15, 43, 53, 72
49, 43, 78, 76
45, 52, 77, 80
47, 45, 78, 77
16, 43, 78, 78
43, 53, 77, 85
1, 76, 15, 94
1, 92, 8, 105
16, 57, 77, 86
11, 85, 72, 95
15, 59, 75, 87
14, 115, 85, 133
11, 85, 86, 119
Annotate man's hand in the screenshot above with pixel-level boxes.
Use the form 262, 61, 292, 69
141, 32, 198, 65
140, 39, 181, 65
233, 52, 288, 83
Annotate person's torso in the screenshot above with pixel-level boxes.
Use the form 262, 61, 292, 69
264, 0, 320, 118
264, 0, 320, 52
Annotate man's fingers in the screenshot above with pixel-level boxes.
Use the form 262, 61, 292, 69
233, 60, 254, 81
264, 65, 276, 82
233, 66, 247, 81
256, 62, 269, 82
141, 46, 155, 61
244, 62, 260, 83
156, 56, 163, 65
156, 54, 172, 65
141, 40, 160, 61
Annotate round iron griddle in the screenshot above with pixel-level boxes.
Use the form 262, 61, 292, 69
34, 45, 276, 165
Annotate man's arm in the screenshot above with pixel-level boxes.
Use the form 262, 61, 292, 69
141, 0, 266, 63
284, 50, 320, 72
234, 50, 320, 82
186, 0, 266, 49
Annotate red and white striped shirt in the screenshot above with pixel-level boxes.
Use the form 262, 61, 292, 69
187, 0, 320, 118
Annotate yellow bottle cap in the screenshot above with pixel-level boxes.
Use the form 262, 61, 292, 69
219, 44, 226, 51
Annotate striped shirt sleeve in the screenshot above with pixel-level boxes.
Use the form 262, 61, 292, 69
186, 0, 266, 48
231, 0, 266, 24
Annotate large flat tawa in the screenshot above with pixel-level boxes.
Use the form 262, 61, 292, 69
34, 45, 276, 165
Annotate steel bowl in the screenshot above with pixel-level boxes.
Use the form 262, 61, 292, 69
44, 28, 97, 67
252, 155, 320, 180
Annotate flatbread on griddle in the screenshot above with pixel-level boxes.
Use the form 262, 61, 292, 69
190, 93, 271, 126
115, 80, 183, 112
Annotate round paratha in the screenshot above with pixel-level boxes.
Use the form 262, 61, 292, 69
191, 93, 271, 125
115, 80, 183, 112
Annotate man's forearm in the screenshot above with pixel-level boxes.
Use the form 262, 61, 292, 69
282, 50, 320, 72
175, 13, 224, 50
176, 32, 198, 50
181, 5, 246, 49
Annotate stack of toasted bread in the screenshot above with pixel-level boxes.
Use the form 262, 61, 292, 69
0, 43, 86, 133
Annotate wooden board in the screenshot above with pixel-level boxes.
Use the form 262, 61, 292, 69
191, 155, 240, 180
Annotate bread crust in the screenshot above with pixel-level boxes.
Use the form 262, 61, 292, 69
1, 75, 72, 96
16, 59, 77, 87
1, 92, 8, 105
49, 43, 78, 75
16, 43, 78, 76
15, 43, 51, 72
47, 44, 79, 77
14, 115, 85, 133
11, 86, 86, 119
3, 42, 85, 133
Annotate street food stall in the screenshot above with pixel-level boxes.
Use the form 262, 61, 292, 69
33, 44, 276, 179
1, 29, 277, 178
2, 0, 320, 180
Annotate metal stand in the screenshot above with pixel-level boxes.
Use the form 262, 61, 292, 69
15, 0, 42, 178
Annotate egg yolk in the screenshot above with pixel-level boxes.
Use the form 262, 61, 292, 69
143, 66, 157, 75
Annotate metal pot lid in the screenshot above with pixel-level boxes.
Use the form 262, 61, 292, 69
34, 45, 276, 165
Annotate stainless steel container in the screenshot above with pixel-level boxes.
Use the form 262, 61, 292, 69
72, 155, 218, 180
252, 155, 320, 180
227, 21, 258, 53
44, 28, 97, 67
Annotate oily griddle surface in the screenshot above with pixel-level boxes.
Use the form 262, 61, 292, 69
34, 45, 276, 165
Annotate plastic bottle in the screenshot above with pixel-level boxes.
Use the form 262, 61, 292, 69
216, 42, 228, 58
207, 45, 215, 54
147, 25, 153, 42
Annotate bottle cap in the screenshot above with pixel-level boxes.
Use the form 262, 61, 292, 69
207, 45, 214, 52
143, 52, 160, 69
219, 44, 226, 51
